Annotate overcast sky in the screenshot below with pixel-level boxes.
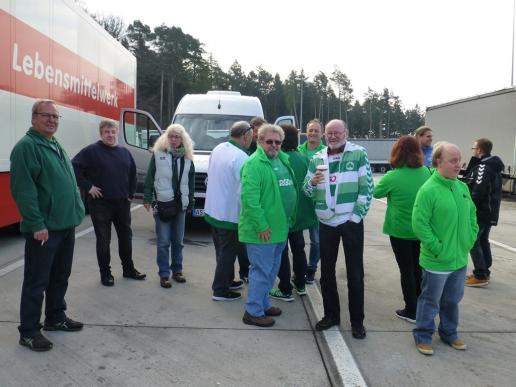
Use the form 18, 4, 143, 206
84, 0, 516, 110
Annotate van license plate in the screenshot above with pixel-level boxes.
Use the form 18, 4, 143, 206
192, 208, 205, 217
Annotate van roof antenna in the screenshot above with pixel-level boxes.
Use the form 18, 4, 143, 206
217, 96, 221, 110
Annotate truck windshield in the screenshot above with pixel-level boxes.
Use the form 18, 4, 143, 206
173, 114, 254, 151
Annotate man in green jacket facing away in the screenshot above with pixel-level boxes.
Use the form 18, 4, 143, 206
412, 143, 478, 356
239, 124, 297, 327
10, 99, 85, 352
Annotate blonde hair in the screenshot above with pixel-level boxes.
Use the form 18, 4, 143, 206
152, 124, 194, 160
414, 125, 432, 138
431, 141, 449, 167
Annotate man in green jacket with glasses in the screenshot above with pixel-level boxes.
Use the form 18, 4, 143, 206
10, 99, 85, 352
239, 124, 297, 328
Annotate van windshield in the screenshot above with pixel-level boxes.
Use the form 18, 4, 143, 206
173, 114, 255, 151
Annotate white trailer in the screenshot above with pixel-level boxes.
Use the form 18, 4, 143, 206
350, 138, 395, 173
0, 0, 136, 227
425, 88, 516, 194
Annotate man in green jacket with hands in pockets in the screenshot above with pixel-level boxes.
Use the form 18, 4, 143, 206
239, 124, 297, 328
412, 142, 478, 356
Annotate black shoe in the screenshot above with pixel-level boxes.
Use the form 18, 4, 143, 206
101, 274, 114, 286
395, 309, 416, 323
352, 325, 366, 339
212, 291, 241, 301
315, 316, 340, 331
19, 332, 53, 352
43, 317, 84, 332
229, 280, 244, 290
123, 269, 146, 280
306, 271, 315, 284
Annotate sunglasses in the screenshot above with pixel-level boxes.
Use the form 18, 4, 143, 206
264, 140, 282, 145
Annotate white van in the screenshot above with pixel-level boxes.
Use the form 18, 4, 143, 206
121, 91, 294, 217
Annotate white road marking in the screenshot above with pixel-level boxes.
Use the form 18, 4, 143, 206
307, 283, 368, 387
373, 198, 516, 254
0, 204, 143, 278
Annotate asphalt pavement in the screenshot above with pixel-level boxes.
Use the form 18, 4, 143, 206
0, 193, 515, 387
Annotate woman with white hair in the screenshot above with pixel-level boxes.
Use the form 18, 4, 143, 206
143, 124, 195, 288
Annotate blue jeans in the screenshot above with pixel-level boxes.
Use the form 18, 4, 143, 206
470, 222, 492, 279
154, 210, 186, 278
19, 228, 75, 337
413, 266, 467, 345
307, 224, 320, 273
245, 242, 286, 317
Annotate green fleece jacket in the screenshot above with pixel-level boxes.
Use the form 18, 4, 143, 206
412, 171, 478, 271
286, 150, 317, 232
297, 141, 326, 160
10, 128, 85, 233
373, 166, 431, 239
238, 147, 296, 244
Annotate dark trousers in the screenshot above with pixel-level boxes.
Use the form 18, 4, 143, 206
470, 222, 492, 279
389, 236, 422, 315
319, 221, 364, 327
211, 227, 246, 296
277, 230, 307, 293
88, 198, 135, 276
235, 245, 250, 280
19, 228, 75, 337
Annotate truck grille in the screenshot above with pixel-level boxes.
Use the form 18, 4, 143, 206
195, 172, 207, 193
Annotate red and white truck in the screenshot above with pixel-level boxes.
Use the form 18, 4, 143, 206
0, 0, 136, 227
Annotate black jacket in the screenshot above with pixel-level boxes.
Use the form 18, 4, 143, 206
72, 141, 137, 200
463, 154, 504, 225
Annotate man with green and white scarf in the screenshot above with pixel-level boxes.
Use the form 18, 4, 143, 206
303, 119, 373, 338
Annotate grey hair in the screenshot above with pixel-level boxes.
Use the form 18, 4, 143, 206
99, 119, 118, 133
257, 124, 285, 142
230, 121, 252, 137
32, 99, 56, 115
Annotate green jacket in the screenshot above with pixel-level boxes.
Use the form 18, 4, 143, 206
297, 141, 325, 160
373, 166, 431, 239
10, 128, 85, 233
286, 150, 317, 232
238, 147, 296, 244
412, 171, 478, 271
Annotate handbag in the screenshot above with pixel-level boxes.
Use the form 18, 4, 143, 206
157, 200, 177, 222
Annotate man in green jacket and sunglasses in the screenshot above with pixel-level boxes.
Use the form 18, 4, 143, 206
239, 124, 297, 328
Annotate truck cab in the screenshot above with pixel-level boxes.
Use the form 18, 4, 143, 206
120, 91, 294, 217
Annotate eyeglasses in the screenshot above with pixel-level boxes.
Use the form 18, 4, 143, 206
325, 132, 344, 138
35, 112, 61, 120
264, 139, 282, 145
168, 134, 181, 139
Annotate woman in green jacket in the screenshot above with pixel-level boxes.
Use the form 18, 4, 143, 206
373, 136, 431, 323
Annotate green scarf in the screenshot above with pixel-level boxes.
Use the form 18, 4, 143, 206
170, 146, 185, 159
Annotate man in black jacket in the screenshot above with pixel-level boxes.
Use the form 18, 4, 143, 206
464, 138, 504, 287
73, 120, 146, 286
